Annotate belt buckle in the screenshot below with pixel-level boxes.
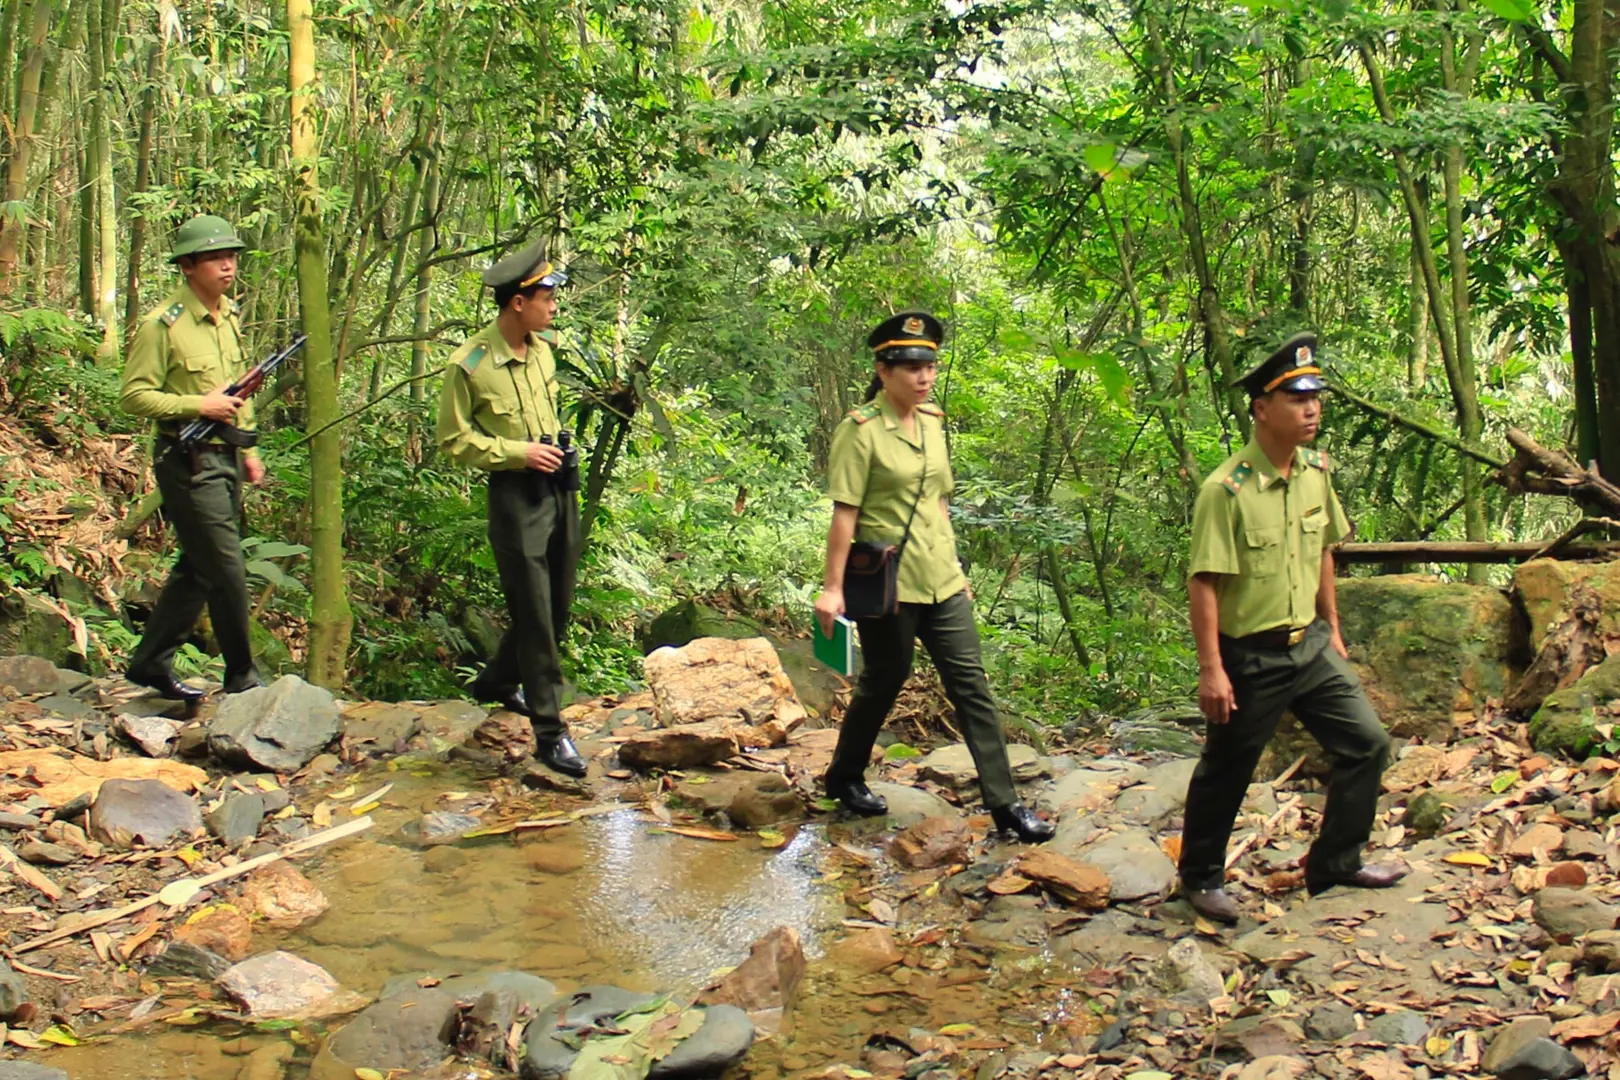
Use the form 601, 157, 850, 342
1287, 626, 1308, 646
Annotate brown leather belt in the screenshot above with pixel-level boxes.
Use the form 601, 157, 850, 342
1227, 624, 1311, 649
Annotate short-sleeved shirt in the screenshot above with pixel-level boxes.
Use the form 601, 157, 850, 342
1189, 439, 1351, 637
436, 320, 562, 471
827, 396, 965, 604
120, 283, 257, 453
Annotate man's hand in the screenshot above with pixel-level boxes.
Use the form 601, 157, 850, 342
243, 456, 266, 486
1329, 627, 1350, 659
1199, 663, 1238, 725
526, 442, 564, 473
199, 386, 245, 422
814, 587, 845, 639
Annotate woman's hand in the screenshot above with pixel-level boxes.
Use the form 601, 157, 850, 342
814, 587, 845, 638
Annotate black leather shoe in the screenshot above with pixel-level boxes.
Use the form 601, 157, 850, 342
222, 668, 265, 694
126, 664, 204, 703
471, 680, 530, 717
535, 734, 588, 778
825, 778, 888, 817
990, 803, 1056, 843
1306, 860, 1410, 897
1184, 886, 1242, 924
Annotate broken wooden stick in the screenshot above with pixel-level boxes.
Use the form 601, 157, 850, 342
11, 815, 372, 955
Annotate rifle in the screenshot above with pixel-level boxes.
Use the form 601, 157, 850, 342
176, 333, 308, 448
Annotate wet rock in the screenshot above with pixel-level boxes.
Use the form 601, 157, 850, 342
890, 816, 971, 870
1016, 849, 1110, 910
149, 940, 233, 981
208, 675, 342, 772
0, 1064, 69, 1080
1305, 1002, 1357, 1042
475, 710, 536, 762
238, 861, 328, 929
0, 655, 64, 696
1482, 1017, 1552, 1074
0, 959, 28, 1018
652, 1004, 754, 1079
237, 1042, 294, 1080
522, 985, 659, 1079
917, 742, 1047, 788
642, 635, 808, 731
838, 928, 903, 974
865, 781, 954, 828
174, 906, 253, 961
1115, 758, 1198, 825
1074, 826, 1177, 901
521, 838, 585, 875
17, 838, 74, 865
422, 846, 467, 874
218, 951, 365, 1020
727, 772, 803, 827
340, 702, 422, 750
1157, 937, 1224, 1004
1365, 1009, 1428, 1046
115, 713, 182, 757
699, 926, 807, 1034
1533, 887, 1620, 941
206, 791, 265, 847
317, 971, 555, 1078
618, 724, 739, 770
270, 818, 312, 842
88, 778, 202, 849
400, 811, 481, 847
417, 700, 488, 747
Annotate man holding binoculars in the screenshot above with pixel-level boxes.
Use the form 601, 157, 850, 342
437, 239, 587, 778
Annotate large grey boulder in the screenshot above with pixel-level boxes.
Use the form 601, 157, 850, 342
1073, 826, 1177, 902
520, 986, 752, 1080
209, 676, 342, 771
88, 779, 202, 849
651, 1004, 754, 1079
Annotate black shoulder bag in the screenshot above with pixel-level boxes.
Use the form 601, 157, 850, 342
843, 423, 927, 620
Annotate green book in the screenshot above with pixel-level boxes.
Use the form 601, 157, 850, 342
813, 614, 857, 676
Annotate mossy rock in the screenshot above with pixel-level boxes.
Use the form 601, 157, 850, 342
0, 591, 74, 666
1515, 558, 1620, 654
1529, 653, 1620, 758
1405, 788, 1467, 837
640, 599, 764, 655
250, 620, 295, 676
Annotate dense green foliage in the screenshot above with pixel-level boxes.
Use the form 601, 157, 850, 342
0, 0, 1609, 727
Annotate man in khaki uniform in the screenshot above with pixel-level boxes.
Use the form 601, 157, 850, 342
437, 239, 585, 778
121, 215, 264, 700
1179, 332, 1402, 924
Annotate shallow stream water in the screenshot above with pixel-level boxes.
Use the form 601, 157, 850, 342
40, 769, 1065, 1079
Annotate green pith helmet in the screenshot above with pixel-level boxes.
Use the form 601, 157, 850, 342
168, 214, 246, 263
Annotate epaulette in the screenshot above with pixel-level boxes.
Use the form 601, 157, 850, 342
1303, 448, 1329, 471
848, 402, 882, 424
158, 302, 185, 327
1220, 460, 1254, 495
458, 344, 489, 374
918, 402, 945, 418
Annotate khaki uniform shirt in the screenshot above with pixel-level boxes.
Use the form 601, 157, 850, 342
1189, 439, 1351, 637
121, 283, 257, 455
437, 321, 562, 471
828, 396, 966, 604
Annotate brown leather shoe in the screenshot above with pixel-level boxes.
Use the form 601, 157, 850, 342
1306, 860, 1410, 897
1184, 886, 1241, 924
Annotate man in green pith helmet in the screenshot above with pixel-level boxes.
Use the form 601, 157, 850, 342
436, 238, 586, 779
1177, 331, 1404, 926
121, 214, 264, 701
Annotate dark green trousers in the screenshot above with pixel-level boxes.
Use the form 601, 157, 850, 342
827, 589, 1019, 810
482, 471, 580, 739
1178, 619, 1393, 890
129, 444, 254, 676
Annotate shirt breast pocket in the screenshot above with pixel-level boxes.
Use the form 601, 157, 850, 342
1241, 526, 1283, 578
484, 399, 519, 433
1301, 512, 1327, 559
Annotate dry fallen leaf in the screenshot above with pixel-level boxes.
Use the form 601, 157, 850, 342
1442, 851, 1491, 867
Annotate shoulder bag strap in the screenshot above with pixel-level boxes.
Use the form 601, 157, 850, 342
896, 420, 928, 556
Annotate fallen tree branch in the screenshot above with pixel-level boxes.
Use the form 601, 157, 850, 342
11, 815, 371, 954
1501, 428, 1620, 517
1333, 541, 1620, 564
1327, 383, 1508, 469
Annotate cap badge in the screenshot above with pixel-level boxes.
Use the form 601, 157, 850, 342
1295, 345, 1313, 362
903, 316, 924, 336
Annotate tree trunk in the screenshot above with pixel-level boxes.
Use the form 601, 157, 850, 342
409, 145, 440, 405
289, 0, 352, 690
77, 144, 95, 317
0, 0, 56, 293
87, 0, 118, 362
1407, 243, 1429, 387
123, 37, 164, 343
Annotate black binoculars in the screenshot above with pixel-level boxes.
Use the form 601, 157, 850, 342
540, 431, 582, 492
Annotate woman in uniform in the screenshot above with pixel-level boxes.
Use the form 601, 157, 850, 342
813, 312, 1055, 843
